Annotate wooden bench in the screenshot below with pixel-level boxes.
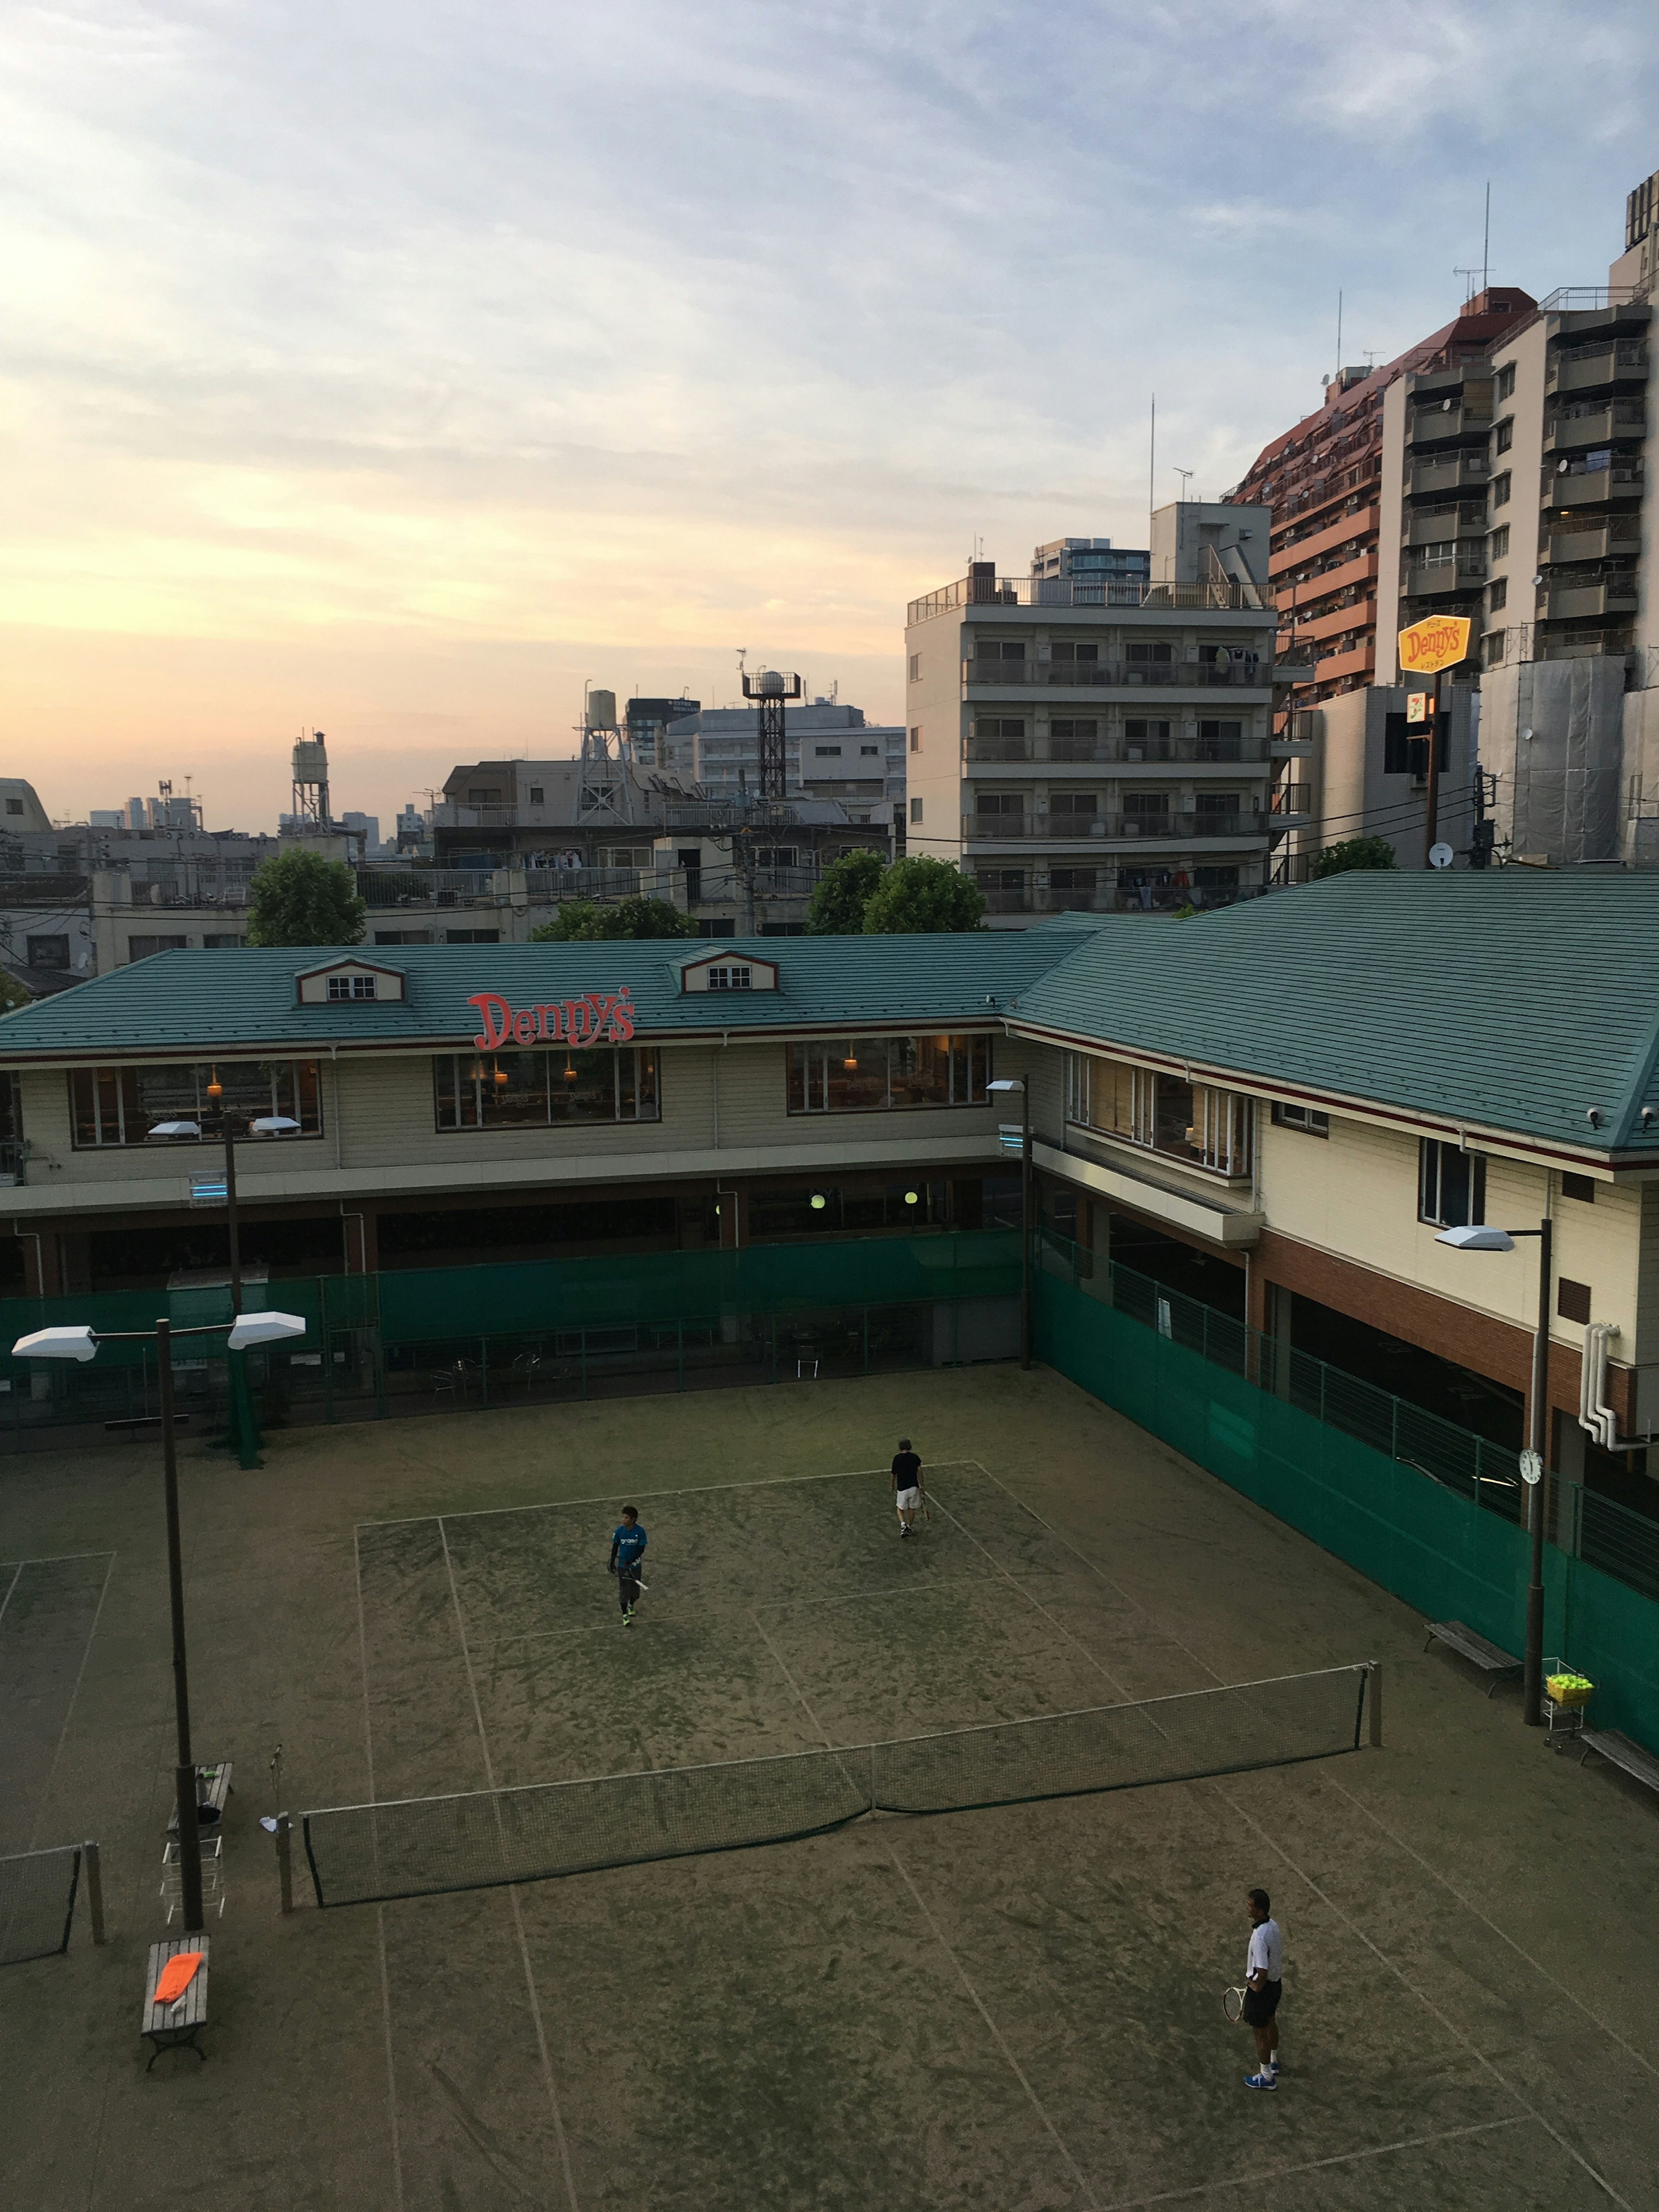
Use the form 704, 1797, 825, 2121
1578, 1728, 1659, 1797
167, 1761, 232, 1836
141, 1936, 210, 2070
1423, 1620, 1522, 1695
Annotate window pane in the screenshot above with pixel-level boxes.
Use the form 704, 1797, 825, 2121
483, 1051, 552, 1127
1154, 1076, 1198, 1158
72, 1070, 99, 1146
547, 1048, 616, 1122
890, 1036, 950, 1108
827, 1039, 889, 1112
788, 1044, 808, 1113
633, 1049, 659, 1122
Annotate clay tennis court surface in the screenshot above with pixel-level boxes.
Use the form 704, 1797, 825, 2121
2, 1364, 1656, 2210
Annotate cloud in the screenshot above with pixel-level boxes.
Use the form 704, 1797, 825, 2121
2, 0, 1656, 824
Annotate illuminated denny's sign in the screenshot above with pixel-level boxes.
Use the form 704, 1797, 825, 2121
468, 989, 637, 1049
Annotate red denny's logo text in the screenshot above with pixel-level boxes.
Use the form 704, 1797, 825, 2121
468, 989, 636, 1049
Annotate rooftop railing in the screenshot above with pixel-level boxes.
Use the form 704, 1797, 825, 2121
909, 575, 1268, 623
964, 658, 1270, 692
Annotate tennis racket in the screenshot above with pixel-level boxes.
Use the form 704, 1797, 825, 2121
1223, 1986, 1248, 2024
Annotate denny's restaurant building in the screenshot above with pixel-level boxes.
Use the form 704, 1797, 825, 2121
0, 936, 1086, 1297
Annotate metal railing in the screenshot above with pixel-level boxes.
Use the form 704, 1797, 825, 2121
910, 575, 1267, 622
964, 659, 1269, 692
963, 735, 1267, 767
965, 812, 1262, 843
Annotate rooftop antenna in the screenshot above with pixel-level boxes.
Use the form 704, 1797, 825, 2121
1482, 179, 1491, 295
1335, 290, 1343, 380
1173, 467, 1195, 502
1455, 266, 1481, 304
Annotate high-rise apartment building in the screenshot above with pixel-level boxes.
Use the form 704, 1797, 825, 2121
903, 504, 1301, 925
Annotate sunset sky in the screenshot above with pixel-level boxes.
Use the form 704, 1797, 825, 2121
3, 1, 1655, 831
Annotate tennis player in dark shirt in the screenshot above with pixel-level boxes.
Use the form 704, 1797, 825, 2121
891, 1439, 924, 1538
608, 1506, 647, 1626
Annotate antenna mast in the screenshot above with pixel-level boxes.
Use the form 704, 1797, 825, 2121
741, 668, 802, 801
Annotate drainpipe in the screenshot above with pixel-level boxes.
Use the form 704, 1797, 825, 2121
329, 1044, 343, 1171
1579, 1321, 1621, 1450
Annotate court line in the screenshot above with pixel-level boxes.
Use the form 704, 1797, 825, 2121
960, 1468, 1631, 2205
968, 1456, 1659, 2086
1095, 2114, 1530, 2209
0, 1560, 21, 1627
1318, 1771, 1659, 2085
749, 1605, 1102, 2211
354, 1525, 407, 2212
438, 1515, 582, 2212
0, 1548, 117, 1573
25, 1551, 116, 1853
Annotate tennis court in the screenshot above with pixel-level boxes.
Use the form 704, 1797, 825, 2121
1, 1368, 1656, 2211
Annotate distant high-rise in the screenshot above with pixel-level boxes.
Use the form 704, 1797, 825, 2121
1031, 538, 1150, 591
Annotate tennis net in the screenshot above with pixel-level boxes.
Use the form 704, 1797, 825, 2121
0, 1845, 82, 1966
302, 1664, 1370, 1907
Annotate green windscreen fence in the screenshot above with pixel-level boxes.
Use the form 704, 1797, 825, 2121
1034, 1249, 1659, 1758
0, 1231, 1022, 1437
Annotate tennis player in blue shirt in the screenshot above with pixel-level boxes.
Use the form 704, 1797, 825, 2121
608, 1506, 648, 1627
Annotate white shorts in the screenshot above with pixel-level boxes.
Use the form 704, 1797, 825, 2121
895, 1487, 921, 1512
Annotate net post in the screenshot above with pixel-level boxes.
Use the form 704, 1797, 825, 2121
83, 1840, 106, 1945
276, 1812, 294, 1914
1367, 1661, 1383, 1748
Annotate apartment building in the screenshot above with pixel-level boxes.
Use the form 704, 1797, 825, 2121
903, 502, 1303, 924
1031, 539, 1150, 592
679, 701, 906, 820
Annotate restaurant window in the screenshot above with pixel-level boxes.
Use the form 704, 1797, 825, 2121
1419, 1138, 1485, 1228
433, 1048, 659, 1131
1064, 1052, 1092, 1125
788, 1035, 990, 1114
1128, 1068, 1252, 1175
70, 1061, 323, 1147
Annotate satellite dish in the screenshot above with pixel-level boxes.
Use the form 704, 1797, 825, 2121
1429, 842, 1454, 869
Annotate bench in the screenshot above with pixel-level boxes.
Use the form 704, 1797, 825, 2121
1423, 1620, 1523, 1695
141, 1936, 210, 2070
167, 1761, 232, 1836
1578, 1728, 1659, 1797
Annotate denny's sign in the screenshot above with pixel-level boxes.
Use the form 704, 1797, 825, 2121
1398, 614, 1472, 677
468, 989, 636, 1049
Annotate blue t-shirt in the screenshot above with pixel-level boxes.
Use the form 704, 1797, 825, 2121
612, 1523, 647, 1570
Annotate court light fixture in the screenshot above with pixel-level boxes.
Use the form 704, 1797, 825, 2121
249, 1116, 302, 1138
1434, 1224, 1515, 1252
12, 1325, 98, 1362
226, 1311, 308, 1352
986, 1078, 1026, 1094
149, 1119, 202, 1140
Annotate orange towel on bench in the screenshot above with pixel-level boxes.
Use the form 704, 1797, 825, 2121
152, 1952, 203, 2005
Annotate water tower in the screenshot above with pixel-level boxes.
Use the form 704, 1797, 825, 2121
291, 730, 331, 832
578, 686, 634, 822
741, 668, 802, 800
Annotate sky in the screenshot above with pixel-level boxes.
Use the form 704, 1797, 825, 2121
3, 1, 1657, 833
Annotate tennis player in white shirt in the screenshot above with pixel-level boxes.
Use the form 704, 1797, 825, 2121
1241, 1888, 1283, 2090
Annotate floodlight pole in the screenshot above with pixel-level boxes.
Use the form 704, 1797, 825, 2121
1522, 1216, 1553, 1728
219, 1123, 242, 1317
1020, 1086, 1033, 1371
158, 1316, 206, 1933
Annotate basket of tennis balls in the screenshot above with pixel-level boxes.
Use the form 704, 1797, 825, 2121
1545, 1671, 1594, 1708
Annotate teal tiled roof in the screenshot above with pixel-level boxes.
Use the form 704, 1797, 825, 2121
0, 933, 1090, 1058
1014, 872, 1659, 1155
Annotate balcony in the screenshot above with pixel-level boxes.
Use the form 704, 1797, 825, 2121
910, 573, 1267, 622
1404, 503, 1487, 547
1401, 555, 1487, 599
1309, 642, 1374, 685
963, 657, 1270, 692
1543, 401, 1647, 454
964, 812, 1265, 845
1269, 503, 1379, 577
1535, 578, 1640, 622
976, 882, 1270, 918
1544, 521, 1640, 566
1407, 404, 1491, 447
963, 734, 1268, 767
1546, 340, 1649, 398
1408, 453, 1489, 499
1542, 462, 1644, 511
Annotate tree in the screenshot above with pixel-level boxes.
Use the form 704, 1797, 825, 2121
245, 848, 366, 946
1309, 836, 1397, 880
528, 895, 696, 942
861, 855, 985, 934
805, 849, 886, 934
0, 969, 32, 1013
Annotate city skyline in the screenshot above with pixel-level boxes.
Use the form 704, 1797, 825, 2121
3, 0, 1656, 831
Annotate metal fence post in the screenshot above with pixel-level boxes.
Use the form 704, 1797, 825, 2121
1367, 1662, 1383, 1748
83, 1840, 106, 1944
276, 1812, 293, 1914
677, 1321, 684, 1393
480, 1337, 489, 1407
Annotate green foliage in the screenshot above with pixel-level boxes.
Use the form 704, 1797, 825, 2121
0, 969, 33, 1013
1309, 836, 1397, 880
862, 855, 985, 934
528, 895, 696, 942
805, 849, 887, 934
245, 848, 366, 947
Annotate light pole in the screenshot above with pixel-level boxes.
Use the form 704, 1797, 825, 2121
150, 1110, 301, 1465
988, 1078, 1033, 1370
1436, 1214, 1554, 1725
12, 1309, 306, 1928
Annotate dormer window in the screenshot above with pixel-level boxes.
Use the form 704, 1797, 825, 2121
706, 964, 752, 991
678, 951, 777, 993
328, 974, 377, 1001
296, 958, 405, 1004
